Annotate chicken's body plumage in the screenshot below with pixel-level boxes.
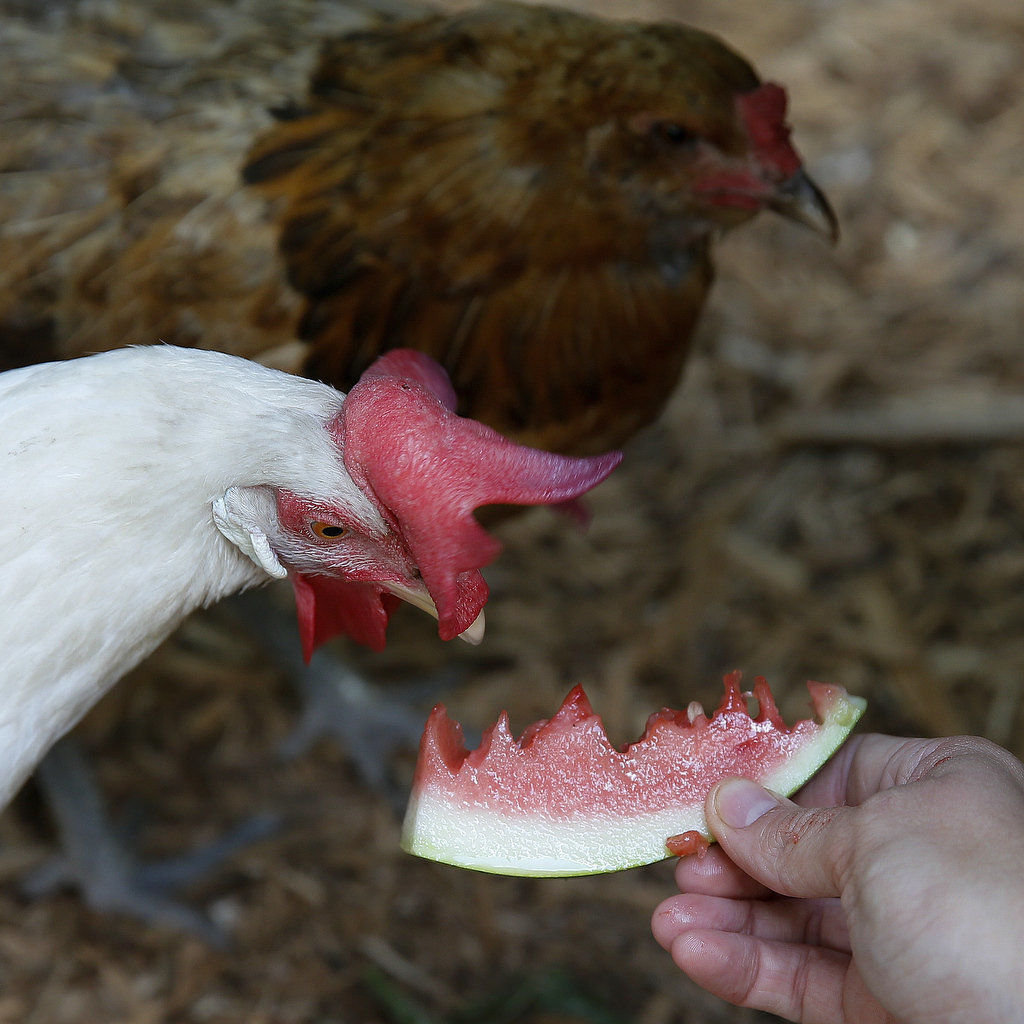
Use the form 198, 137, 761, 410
0, 347, 355, 804
0, 0, 833, 455
244, 4, 726, 453
0, 0, 324, 370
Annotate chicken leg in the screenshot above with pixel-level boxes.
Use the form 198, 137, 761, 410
23, 736, 278, 948
229, 587, 452, 802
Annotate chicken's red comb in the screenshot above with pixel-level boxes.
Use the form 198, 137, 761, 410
338, 350, 622, 639
362, 348, 459, 411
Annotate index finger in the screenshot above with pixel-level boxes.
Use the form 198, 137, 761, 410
790, 732, 937, 808
673, 844, 772, 899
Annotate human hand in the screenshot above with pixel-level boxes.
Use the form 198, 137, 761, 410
652, 733, 1024, 1023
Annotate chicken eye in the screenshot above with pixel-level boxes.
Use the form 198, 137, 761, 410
310, 521, 348, 540
652, 121, 695, 147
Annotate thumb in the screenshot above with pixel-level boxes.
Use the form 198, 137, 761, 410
706, 777, 856, 899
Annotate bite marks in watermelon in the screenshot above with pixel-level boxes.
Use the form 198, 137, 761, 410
401, 671, 865, 877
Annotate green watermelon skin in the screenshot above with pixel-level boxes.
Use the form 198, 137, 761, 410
401, 673, 866, 877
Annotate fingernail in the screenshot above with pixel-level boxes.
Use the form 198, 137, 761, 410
714, 778, 780, 828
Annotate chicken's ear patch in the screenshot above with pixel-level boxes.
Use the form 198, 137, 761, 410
337, 350, 622, 641
212, 487, 288, 579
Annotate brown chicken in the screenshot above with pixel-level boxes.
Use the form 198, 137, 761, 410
1, 0, 835, 457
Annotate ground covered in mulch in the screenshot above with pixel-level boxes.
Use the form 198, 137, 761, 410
2, 0, 1023, 1020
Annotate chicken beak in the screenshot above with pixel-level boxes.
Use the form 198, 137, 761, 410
383, 581, 486, 645
768, 168, 839, 243
458, 609, 486, 645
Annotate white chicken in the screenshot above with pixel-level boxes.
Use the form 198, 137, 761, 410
0, 345, 619, 928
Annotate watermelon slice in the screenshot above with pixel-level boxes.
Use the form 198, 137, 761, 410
401, 672, 865, 877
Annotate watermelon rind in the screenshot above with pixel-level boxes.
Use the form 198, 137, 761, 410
401, 679, 865, 877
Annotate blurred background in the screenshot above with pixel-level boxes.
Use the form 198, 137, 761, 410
1, 0, 1022, 1020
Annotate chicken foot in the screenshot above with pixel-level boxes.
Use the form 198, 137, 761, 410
23, 736, 278, 948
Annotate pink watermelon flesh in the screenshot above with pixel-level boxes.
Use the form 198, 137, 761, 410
401, 671, 865, 876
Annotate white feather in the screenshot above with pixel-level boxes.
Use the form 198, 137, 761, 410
0, 345, 377, 806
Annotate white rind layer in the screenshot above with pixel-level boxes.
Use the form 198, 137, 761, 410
401, 691, 865, 876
